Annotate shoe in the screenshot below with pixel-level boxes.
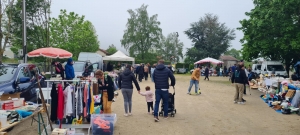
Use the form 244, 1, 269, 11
238, 102, 245, 105
187, 92, 190, 94
128, 113, 132, 116
242, 99, 246, 102
124, 114, 128, 117
164, 116, 168, 119
234, 101, 237, 104
154, 117, 159, 122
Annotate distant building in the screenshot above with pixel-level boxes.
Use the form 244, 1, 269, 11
219, 55, 238, 68
96, 48, 109, 57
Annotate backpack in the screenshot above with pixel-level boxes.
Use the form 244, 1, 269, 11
234, 70, 240, 78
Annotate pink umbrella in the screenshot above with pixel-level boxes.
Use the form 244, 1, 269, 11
27, 47, 72, 58
194, 57, 224, 65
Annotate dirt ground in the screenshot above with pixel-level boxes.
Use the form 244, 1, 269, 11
8, 75, 300, 135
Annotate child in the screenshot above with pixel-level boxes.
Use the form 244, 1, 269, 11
140, 86, 153, 114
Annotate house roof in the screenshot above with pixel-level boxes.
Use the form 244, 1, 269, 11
220, 55, 238, 61
99, 49, 109, 55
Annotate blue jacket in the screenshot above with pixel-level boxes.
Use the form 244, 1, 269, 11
153, 64, 175, 89
65, 58, 75, 79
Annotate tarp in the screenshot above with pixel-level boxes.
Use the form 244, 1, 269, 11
194, 57, 224, 65
103, 50, 135, 62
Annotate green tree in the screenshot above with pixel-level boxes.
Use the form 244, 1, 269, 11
0, 0, 14, 62
184, 13, 235, 63
9, 0, 51, 61
224, 48, 241, 60
157, 32, 183, 63
106, 44, 117, 55
238, 0, 300, 76
50, 9, 99, 60
121, 4, 162, 60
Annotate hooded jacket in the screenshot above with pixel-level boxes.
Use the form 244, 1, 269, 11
65, 58, 75, 79
153, 64, 175, 89
118, 68, 140, 90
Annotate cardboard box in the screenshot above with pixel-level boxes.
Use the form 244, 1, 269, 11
0, 93, 21, 101
52, 128, 67, 135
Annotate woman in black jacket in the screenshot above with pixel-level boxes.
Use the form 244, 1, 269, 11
118, 65, 140, 116
95, 70, 114, 113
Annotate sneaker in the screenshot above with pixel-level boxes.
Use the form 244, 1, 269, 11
187, 92, 190, 94
124, 114, 128, 117
128, 113, 132, 116
238, 102, 245, 105
242, 99, 246, 102
234, 101, 237, 104
164, 116, 168, 119
154, 117, 159, 122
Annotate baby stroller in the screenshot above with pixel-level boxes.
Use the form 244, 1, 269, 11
159, 87, 176, 117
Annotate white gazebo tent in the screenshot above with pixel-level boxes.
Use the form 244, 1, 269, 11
103, 50, 135, 64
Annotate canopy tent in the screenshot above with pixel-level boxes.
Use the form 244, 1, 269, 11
194, 57, 224, 65
103, 50, 135, 64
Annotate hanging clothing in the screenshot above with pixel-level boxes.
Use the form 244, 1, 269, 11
72, 85, 76, 117
50, 83, 58, 122
76, 85, 83, 116
90, 84, 95, 114
64, 85, 73, 117
83, 84, 88, 117
87, 84, 91, 114
57, 84, 64, 120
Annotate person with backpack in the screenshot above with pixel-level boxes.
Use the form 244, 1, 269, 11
231, 63, 248, 104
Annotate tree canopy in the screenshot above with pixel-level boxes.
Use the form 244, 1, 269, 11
0, 0, 15, 61
120, 4, 162, 60
50, 9, 99, 60
238, 0, 300, 75
157, 32, 184, 63
184, 13, 235, 63
106, 44, 117, 55
224, 48, 241, 60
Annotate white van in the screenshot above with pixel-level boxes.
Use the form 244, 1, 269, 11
78, 52, 104, 76
252, 64, 262, 74
261, 61, 287, 77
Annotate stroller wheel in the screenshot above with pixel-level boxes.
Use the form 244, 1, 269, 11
159, 112, 163, 116
174, 109, 177, 114
171, 114, 175, 117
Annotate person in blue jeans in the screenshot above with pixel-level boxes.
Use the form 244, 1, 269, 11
187, 66, 200, 95
152, 60, 176, 122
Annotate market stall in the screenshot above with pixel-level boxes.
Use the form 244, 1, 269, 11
103, 50, 135, 65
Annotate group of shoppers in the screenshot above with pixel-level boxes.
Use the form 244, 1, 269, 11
118, 60, 176, 122
52, 58, 75, 80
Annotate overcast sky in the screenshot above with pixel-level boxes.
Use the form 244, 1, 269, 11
50, 0, 254, 55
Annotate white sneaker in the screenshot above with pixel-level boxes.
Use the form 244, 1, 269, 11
128, 113, 132, 116
124, 114, 128, 117
187, 92, 190, 94
238, 102, 245, 105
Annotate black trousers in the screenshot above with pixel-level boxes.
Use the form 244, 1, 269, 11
144, 72, 148, 80
204, 75, 209, 80
147, 102, 153, 112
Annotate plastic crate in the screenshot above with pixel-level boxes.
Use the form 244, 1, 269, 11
91, 114, 117, 135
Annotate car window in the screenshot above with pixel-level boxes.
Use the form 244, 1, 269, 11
73, 63, 85, 72
18, 67, 31, 80
257, 65, 261, 70
267, 65, 285, 71
0, 66, 17, 82
92, 63, 99, 72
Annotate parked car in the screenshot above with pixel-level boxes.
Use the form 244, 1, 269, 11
0, 63, 46, 102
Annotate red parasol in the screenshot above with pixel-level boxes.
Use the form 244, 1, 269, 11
27, 47, 72, 58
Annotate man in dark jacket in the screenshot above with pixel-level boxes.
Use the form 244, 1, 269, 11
231, 63, 248, 104
153, 60, 176, 122
118, 65, 141, 116
138, 64, 144, 82
204, 67, 209, 81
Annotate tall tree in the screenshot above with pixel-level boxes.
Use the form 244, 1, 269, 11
238, 0, 300, 76
50, 9, 100, 60
224, 48, 241, 60
157, 32, 184, 63
184, 13, 235, 63
0, 0, 14, 62
106, 44, 117, 55
9, 0, 51, 61
121, 4, 162, 60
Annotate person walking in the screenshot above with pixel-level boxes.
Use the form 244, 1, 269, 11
151, 64, 156, 82
118, 65, 141, 116
65, 58, 75, 81
144, 64, 149, 81
147, 63, 151, 78
138, 64, 144, 82
153, 60, 175, 122
231, 63, 248, 104
187, 66, 200, 95
140, 86, 154, 114
204, 66, 209, 81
